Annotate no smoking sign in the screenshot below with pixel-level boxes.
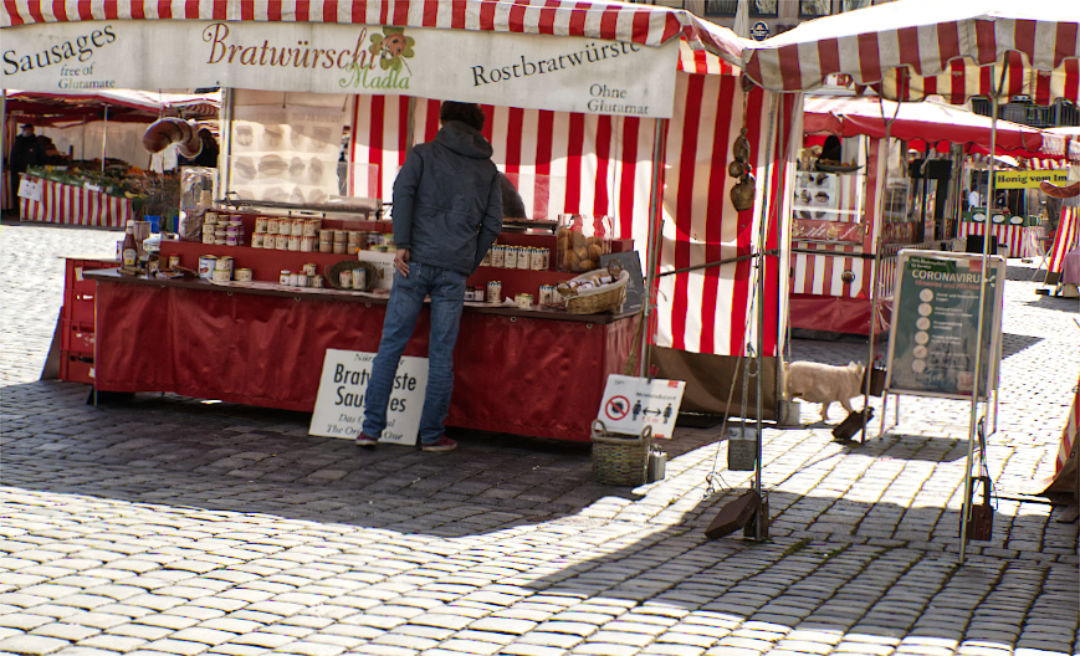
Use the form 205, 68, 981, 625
605, 395, 630, 421
596, 374, 686, 438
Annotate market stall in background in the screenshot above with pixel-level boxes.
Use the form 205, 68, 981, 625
1039, 126, 1080, 293
790, 93, 1060, 336
2, 1, 804, 442
740, 0, 1080, 556
2, 89, 219, 228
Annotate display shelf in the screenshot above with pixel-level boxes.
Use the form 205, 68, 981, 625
86, 269, 632, 323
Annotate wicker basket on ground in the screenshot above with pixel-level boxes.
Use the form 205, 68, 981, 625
591, 420, 652, 486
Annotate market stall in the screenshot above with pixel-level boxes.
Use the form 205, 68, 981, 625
790, 94, 1055, 335
740, 0, 1080, 555
2, 89, 219, 226
3, 1, 803, 439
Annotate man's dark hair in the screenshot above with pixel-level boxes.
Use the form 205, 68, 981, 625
439, 101, 485, 131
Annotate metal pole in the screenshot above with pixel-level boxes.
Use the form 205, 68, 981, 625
405, 96, 417, 154
220, 88, 233, 199
751, 91, 781, 542
860, 105, 898, 441
776, 93, 801, 425
1, 89, 7, 200
100, 106, 108, 175
960, 67, 1005, 562
639, 118, 668, 377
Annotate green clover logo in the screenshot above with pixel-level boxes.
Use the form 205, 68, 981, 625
369, 26, 415, 73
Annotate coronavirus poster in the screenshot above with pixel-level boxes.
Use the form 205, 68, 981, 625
886, 251, 1005, 400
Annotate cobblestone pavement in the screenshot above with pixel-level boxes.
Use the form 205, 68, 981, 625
1, 221, 1077, 656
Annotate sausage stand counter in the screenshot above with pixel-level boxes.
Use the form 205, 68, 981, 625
85, 208, 639, 443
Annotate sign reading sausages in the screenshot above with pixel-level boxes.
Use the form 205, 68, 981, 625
309, 349, 428, 445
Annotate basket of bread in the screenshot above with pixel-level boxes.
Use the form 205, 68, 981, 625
556, 260, 629, 314
556, 214, 612, 272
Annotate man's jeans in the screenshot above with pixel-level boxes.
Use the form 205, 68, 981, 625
362, 262, 466, 445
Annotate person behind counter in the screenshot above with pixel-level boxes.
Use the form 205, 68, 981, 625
499, 172, 527, 219
178, 128, 220, 168
357, 101, 502, 453
814, 135, 843, 171
9, 124, 45, 218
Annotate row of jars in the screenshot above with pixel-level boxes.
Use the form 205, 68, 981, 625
202, 213, 246, 246
278, 264, 327, 288
254, 215, 322, 237
481, 244, 550, 270
463, 282, 560, 307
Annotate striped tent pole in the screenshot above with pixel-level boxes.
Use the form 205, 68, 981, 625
1048, 206, 1079, 277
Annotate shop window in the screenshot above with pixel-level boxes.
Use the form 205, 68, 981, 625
799, 0, 830, 17
841, 0, 872, 11
704, 0, 778, 17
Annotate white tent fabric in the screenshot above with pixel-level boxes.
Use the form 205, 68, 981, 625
1, 0, 747, 68
742, 0, 1080, 105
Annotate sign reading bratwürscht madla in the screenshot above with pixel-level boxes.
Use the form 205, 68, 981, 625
1, 20, 678, 118
885, 251, 1005, 401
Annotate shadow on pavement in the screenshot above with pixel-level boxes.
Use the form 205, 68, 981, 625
3, 378, 1077, 651
833, 433, 968, 463
1000, 333, 1044, 360
0, 379, 1065, 546
1005, 262, 1044, 282
1023, 294, 1080, 311
1, 379, 659, 539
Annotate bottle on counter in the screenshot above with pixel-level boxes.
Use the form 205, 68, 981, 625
121, 221, 139, 269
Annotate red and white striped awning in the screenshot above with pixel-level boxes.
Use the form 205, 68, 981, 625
803, 95, 1050, 158
3, 89, 220, 126
2, 0, 746, 70
743, 0, 1080, 105
1044, 126, 1080, 162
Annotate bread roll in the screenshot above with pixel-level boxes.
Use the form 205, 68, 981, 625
232, 157, 255, 181
258, 154, 287, 176
234, 125, 254, 147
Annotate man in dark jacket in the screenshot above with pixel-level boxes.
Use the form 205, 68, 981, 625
9, 124, 45, 218
359, 101, 502, 452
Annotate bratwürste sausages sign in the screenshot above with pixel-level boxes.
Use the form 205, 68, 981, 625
2, 20, 678, 118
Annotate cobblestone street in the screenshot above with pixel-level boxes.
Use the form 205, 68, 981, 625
1, 221, 1077, 656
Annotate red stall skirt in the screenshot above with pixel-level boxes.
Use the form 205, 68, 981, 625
92, 275, 639, 442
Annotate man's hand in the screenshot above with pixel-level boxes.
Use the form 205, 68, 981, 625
394, 248, 411, 277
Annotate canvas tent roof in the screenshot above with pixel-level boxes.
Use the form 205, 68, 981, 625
742, 0, 1080, 105
2, 0, 747, 70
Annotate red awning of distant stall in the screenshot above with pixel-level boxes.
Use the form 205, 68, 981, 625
3, 89, 220, 127
803, 95, 1052, 158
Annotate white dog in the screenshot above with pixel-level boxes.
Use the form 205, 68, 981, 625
784, 360, 865, 422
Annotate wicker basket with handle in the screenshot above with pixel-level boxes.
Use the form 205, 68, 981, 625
556, 260, 629, 314
591, 420, 652, 485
